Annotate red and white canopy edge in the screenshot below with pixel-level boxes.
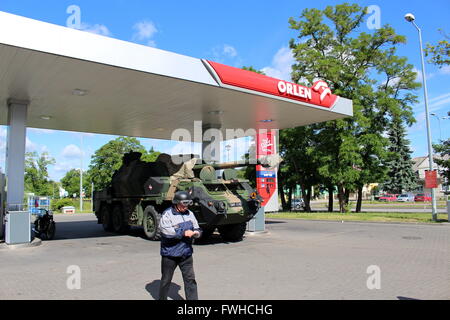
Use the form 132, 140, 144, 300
0, 11, 352, 141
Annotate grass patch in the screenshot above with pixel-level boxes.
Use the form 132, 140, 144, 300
313, 201, 447, 208
266, 212, 449, 224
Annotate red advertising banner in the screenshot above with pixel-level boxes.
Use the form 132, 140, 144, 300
207, 60, 338, 108
256, 131, 277, 207
424, 170, 438, 188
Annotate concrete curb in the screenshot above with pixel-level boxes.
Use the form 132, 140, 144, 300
245, 230, 270, 236
0, 237, 42, 250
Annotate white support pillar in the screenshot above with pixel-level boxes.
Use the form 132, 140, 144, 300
5, 99, 29, 244
202, 123, 222, 165
6, 99, 28, 207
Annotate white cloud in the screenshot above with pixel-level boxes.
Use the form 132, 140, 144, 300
413, 67, 435, 82
210, 44, 241, 64
80, 23, 112, 37
413, 92, 450, 114
0, 127, 6, 148
53, 161, 76, 174
439, 65, 450, 75
261, 46, 295, 82
223, 45, 238, 58
26, 137, 37, 152
132, 21, 158, 47
429, 92, 450, 104
62, 144, 83, 158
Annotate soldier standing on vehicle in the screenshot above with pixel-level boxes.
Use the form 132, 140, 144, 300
158, 190, 202, 300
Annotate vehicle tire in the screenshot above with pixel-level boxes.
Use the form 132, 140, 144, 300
101, 205, 113, 232
143, 206, 161, 240
46, 221, 56, 240
111, 204, 129, 234
201, 227, 215, 239
218, 223, 246, 242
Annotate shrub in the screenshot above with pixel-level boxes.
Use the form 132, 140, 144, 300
51, 198, 74, 211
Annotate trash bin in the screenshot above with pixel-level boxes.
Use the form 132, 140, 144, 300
5, 210, 31, 244
62, 206, 75, 214
247, 207, 265, 232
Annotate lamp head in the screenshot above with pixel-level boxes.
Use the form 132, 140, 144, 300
404, 13, 415, 22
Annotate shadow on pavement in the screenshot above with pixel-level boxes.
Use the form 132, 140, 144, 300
194, 233, 229, 246
397, 296, 420, 300
265, 220, 286, 224
146, 280, 184, 300
52, 220, 122, 241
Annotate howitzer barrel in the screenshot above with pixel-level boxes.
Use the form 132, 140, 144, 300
193, 154, 282, 170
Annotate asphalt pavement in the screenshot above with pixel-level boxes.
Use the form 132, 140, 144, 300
1, 213, 449, 300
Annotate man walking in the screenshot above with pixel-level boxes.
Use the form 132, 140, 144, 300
158, 190, 202, 300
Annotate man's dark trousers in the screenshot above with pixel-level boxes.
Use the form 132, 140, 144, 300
159, 255, 198, 300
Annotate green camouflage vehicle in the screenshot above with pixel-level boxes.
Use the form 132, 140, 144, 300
93, 152, 280, 242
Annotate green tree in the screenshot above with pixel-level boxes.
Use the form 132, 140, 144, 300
279, 126, 321, 212
141, 146, 161, 162
242, 66, 266, 75
24, 151, 56, 196
60, 169, 92, 198
380, 118, 419, 194
288, 3, 419, 212
425, 29, 450, 67
87, 137, 160, 190
433, 138, 450, 191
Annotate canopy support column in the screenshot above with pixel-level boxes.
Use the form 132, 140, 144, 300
5, 99, 30, 244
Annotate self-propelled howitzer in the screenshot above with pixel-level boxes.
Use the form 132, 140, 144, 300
93, 152, 281, 242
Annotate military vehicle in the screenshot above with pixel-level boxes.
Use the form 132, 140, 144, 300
93, 152, 281, 242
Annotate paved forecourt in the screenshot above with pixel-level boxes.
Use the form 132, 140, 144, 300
0, 213, 449, 300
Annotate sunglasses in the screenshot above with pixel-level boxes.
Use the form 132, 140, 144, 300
179, 200, 193, 206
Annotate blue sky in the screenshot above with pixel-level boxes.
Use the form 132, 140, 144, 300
0, 0, 449, 181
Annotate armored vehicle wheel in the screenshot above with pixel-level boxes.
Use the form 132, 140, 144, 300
218, 223, 247, 242
143, 206, 161, 240
101, 205, 113, 232
111, 205, 129, 234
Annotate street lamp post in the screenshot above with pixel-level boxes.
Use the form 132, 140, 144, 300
225, 144, 231, 162
80, 133, 83, 212
405, 13, 438, 221
430, 113, 442, 141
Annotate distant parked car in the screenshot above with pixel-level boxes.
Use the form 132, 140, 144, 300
414, 193, 432, 202
291, 199, 305, 210
397, 194, 415, 202
378, 194, 398, 202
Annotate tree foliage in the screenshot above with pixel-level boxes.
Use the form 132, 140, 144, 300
87, 136, 160, 190
425, 29, 450, 67
242, 66, 266, 75
60, 168, 93, 197
433, 138, 450, 186
286, 3, 419, 212
24, 151, 56, 196
380, 118, 419, 193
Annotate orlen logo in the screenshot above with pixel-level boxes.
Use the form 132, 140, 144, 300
260, 138, 273, 154
312, 80, 332, 102
277, 81, 312, 100
277, 79, 337, 108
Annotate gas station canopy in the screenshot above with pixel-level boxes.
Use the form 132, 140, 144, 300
0, 11, 352, 140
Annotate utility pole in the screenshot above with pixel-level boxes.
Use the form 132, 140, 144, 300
80, 133, 83, 212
